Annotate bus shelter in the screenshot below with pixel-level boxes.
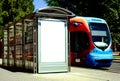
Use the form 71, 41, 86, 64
2, 7, 75, 73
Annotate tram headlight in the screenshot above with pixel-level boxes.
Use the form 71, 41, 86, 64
73, 22, 83, 27
73, 22, 79, 27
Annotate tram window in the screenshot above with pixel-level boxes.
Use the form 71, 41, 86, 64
89, 23, 110, 46
89, 23, 108, 31
70, 31, 89, 52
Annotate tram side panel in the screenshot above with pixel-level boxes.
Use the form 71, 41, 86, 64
69, 18, 94, 66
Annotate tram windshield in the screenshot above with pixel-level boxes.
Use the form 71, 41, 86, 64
89, 23, 110, 49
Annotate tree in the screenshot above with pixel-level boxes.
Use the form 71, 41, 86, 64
0, 0, 3, 25
0, 0, 34, 38
45, 0, 120, 44
102, 0, 120, 44
45, 0, 108, 17
0, 0, 4, 38
1, 0, 34, 26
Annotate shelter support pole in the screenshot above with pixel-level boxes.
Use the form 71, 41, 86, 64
13, 23, 16, 67
7, 26, 10, 66
22, 19, 25, 70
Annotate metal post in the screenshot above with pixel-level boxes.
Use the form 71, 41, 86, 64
67, 16, 71, 72
22, 19, 25, 70
13, 23, 16, 67
33, 18, 38, 73
2, 27, 5, 65
7, 26, 10, 66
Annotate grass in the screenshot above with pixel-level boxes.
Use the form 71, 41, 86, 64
113, 55, 120, 58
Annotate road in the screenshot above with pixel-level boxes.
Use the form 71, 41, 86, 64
106, 61, 120, 73
80, 61, 120, 74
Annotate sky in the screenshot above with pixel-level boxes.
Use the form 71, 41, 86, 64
33, 0, 47, 11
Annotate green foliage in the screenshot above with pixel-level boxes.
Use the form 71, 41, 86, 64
102, 0, 120, 43
0, 0, 34, 38
45, 0, 120, 43
45, 0, 59, 6
114, 55, 120, 58
1, 0, 34, 26
0, 1, 3, 25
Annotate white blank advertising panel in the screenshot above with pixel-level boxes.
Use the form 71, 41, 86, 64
40, 19, 65, 62
38, 18, 68, 73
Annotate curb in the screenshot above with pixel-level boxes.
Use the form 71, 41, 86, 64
113, 58, 120, 60
113, 58, 120, 63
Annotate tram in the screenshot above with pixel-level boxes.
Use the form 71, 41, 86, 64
69, 16, 113, 67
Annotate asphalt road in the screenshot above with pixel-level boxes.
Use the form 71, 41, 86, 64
82, 61, 120, 74
106, 61, 120, 73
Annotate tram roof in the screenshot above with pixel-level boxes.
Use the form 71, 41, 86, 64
71, 16, 107, 24
83, 17, 106, 23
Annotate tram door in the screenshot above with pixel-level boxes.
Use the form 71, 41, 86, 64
38, 18, 69, 73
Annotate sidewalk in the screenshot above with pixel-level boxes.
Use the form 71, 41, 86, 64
0, 59, 120, 81
113, 58, 120, 63
113, 52, 120, 63
113, 52, 120, 55
0, 66, 120, 81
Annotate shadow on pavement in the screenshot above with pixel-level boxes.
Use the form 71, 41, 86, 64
0, 64, 33, 73
72, 65, 110, 71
